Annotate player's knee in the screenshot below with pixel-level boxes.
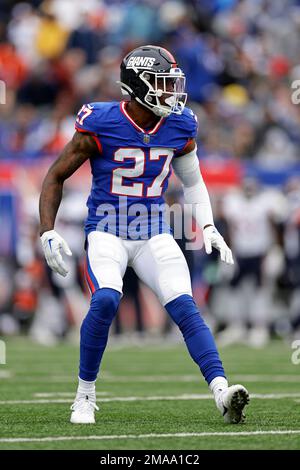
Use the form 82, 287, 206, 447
165, 294, 206, 338
90, 287, 120, 323
165, 294, 198, 324
159, 273, 192, 305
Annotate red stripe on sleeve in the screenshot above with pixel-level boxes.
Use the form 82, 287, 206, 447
74, 126, 102, 154
91, 135, 102, 154
75, 125, 94, 133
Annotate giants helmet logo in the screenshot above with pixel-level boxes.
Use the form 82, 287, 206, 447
127, 56, 156, 68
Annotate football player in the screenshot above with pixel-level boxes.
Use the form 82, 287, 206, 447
39, 45, 249, 424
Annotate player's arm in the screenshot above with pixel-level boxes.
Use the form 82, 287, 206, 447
39, 131, 98, 276
172, 139, 234, 264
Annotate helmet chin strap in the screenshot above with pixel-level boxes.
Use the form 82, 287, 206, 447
164, 95, 176, 107
152, 96, 176, 116
152, 106, 171, 117
150, 93, 178, 117
135, 96, 171, 117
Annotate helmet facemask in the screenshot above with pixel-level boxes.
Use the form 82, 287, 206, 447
138, 68, 187, 117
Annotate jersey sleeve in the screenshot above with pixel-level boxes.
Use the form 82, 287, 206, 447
174, 107, 198, 156
75, 103, 99, 134
185, 107, 198, 140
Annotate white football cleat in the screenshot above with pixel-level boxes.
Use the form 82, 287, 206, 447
70, 395, 99, 424
217, 384, 250, 424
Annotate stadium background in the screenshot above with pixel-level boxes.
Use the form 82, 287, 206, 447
0, 0, 300, 352
1, 0, 300, 452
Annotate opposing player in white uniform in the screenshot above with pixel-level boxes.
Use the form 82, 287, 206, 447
221, 179, 286, 347
39, 46, 249, 424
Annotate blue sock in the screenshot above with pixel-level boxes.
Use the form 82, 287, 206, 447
79, 288, 120, 381
165, 294, 226, 384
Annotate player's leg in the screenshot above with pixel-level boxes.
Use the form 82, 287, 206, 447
248, 256, 269, 343
71, 231, 128, 424
216, 257, 248, 347
132, 233, 249, 423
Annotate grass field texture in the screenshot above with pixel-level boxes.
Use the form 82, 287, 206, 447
0, 336, 300, 450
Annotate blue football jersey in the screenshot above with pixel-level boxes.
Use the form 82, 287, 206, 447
75, 100, 198, 239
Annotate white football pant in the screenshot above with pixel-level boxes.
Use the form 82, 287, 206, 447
85, 231, 192, 306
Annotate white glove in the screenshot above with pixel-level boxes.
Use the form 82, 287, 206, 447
40, 230, 72, 277
203, 225, 234, 265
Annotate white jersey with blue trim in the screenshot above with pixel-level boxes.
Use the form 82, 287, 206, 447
75, 100, 198, 239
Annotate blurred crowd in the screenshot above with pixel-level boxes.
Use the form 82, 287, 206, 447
0, 0, 300, 346
0, 0, 300, 161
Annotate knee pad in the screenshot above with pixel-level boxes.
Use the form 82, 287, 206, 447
89, 287, 120, 325
165, 294, 205, 338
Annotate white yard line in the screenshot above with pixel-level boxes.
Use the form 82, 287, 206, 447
34, 392, 111, 397
231, 375, 300, 383
0, 371, 12, 379
1, 392, 300, 405
7, 374, 300, 383
99, 373, 300, 383
1, 430, 300, 444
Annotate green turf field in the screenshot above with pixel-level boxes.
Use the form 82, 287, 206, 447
0, 336, 300, 450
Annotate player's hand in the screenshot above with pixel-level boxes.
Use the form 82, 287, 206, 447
203, 225, 234, 265
40, 230, 72, 277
